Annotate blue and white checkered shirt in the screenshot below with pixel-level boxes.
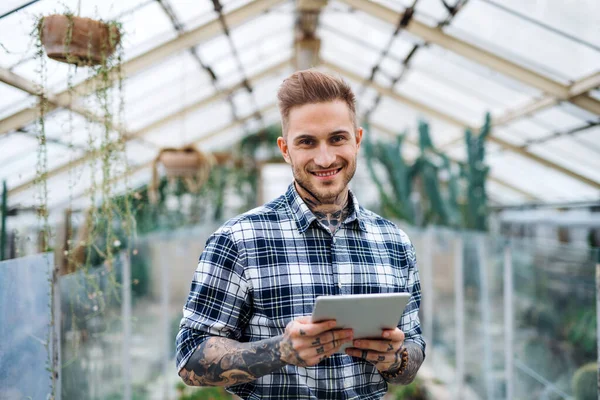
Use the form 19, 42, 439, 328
176, 183, 425, 399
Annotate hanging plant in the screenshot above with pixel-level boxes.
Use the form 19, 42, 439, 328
149, 146, 214, 203
39, 14, 120, 66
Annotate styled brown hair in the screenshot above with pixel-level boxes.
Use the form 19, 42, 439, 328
277, 69, 357, 136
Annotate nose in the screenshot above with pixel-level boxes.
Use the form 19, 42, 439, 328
313, 144, 336, 168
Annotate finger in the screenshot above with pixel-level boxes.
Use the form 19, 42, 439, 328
382, 328, 405, 342
308, 339, 349, 365
294, 320, 337, 337
345, 348, 394, 364
352, 338, 400, 353
311, 329, 353, 346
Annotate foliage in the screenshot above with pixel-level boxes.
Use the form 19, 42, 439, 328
364, 113, 490, 230
388, 378, 429, 400
175, 383, 234, 400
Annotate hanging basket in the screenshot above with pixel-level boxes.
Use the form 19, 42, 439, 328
149, 146, 214, 203
39, 14, 120, 66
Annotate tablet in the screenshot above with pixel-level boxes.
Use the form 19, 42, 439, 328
311, 292, 411, 354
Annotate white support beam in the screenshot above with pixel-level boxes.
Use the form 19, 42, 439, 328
7, 59, 291, 197
370, 122, 539, 201
337, 0, 600, 113
0, 67, 128, 135
323, 61, 476, 130
325, 60, 600, 190
0, 0, 285, 136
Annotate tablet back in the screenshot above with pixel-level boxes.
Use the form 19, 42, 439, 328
311, 292, 411, 354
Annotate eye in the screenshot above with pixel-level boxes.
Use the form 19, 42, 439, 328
331, 135, 345, 143
298, 138, 314, 145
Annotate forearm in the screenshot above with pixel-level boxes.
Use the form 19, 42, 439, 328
382, 342, 424, 385
179, 335, 287, 387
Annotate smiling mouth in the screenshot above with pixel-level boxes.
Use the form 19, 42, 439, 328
311, 168, 342, 178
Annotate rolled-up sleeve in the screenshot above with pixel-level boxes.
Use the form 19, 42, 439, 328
398, 242, 426, 357
175, 228, 252, 372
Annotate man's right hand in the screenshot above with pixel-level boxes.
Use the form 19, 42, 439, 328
278, 316, 353, 367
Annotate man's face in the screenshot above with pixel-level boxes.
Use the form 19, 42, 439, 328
277, 100, 363, 203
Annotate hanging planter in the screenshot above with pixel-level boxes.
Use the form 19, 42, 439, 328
39, 14, 120, 66
150, 146, 214, 203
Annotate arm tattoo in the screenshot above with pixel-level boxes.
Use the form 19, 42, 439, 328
179, 336, 289, 387
383, 342, 425, 385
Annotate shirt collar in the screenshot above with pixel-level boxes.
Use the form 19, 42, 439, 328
285, 183, 367, 234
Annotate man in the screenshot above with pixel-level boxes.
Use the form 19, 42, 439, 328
176, 70, 425, 399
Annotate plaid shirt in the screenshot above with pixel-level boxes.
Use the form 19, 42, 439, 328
176, 183, 425, 399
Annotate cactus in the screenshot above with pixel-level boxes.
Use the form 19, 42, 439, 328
363, 114, 490, 230
463, 112, 491, 231
363, 124, 415, 223
572, 362, 597, 400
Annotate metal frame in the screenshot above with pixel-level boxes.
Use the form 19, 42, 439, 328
0, 0, 284, 136
7, 59, 290, 197
337, 0, 600, 113
325, 60, 600, 190
52, 103, 278, 208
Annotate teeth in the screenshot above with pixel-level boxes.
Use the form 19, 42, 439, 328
314, 170, 338, 177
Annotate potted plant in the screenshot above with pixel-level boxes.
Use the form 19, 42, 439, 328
39, 13, 120, 66
150, 146, 214, 203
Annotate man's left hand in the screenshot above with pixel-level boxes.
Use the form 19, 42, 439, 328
344, 328, 405, 372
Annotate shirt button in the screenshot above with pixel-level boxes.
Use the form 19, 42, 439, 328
338, 282, 343, 289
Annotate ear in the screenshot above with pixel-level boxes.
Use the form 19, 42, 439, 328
355, 127, 363, 150
277, 136, 292, 164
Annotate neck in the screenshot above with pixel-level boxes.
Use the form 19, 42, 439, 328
294, 181, 350, 234
294, 181, 349, 214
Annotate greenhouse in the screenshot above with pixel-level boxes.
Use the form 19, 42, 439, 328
0, 0, 599, 399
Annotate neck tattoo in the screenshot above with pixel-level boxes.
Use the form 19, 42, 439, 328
295, 182, 350, 234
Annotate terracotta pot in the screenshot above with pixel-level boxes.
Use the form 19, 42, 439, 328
40, 14, 120, 66
159, 148, 205, 177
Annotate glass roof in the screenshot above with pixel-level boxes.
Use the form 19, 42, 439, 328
1, 0, 599, 213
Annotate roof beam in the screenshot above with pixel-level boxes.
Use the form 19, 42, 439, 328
7, 59, 291, 197
52, 103, 278, 208
370, 122, 539, 201
0, 0, 285, 135
337, 0, 600, 112
493, 70, 600, 126
0, 67, 129, 137
322, 61, 476, 130
325, 60, 600, 190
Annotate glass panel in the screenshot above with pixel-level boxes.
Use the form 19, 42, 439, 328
170, 1, 215, 30
0, 84, 29, 116
59, 256, 125, 399
0, 253, 54, 400
486, 180, 529, 204
512, 241, 598, 399
447, 1, 600, 81
395, 70, 483, 127
118, 2, 178, 59
482, 0, 600, 52
573, 126, 600, 155
230, 8, 293, 51
486, 151, 598, 201
410, 46, 535, 111
0, 134, 38, 168
530, 105, 588, 131
144, 100, 233, 148
529, 139, 600, 181
558, 102, 600, 122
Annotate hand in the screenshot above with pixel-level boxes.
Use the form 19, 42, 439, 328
279, 316, 354, 367
344, 328, 405, 372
